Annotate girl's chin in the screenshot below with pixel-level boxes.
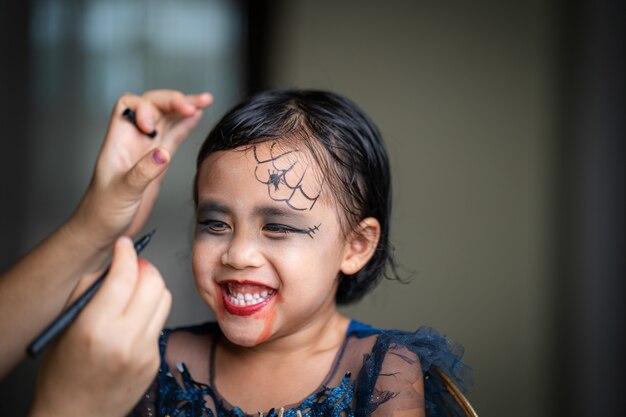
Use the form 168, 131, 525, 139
218, 321, 271, 347
217, 308, 278, 347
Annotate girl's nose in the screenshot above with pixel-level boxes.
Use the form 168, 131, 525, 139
221, 233, 264, 270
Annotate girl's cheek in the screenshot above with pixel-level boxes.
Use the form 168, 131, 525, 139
191, 244, 220, 312
195, 275, 223, 320
213, 287, 225, 321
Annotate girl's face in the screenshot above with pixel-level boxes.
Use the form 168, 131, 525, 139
192, 142, 351, 346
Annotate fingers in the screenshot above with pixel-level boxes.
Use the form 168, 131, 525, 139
90, 237, 138, 314
124, 259, 172, 339
123, 259, 168, 328
187, 92, 214, 108
77, 239, 170, 345
78, 89, 211, 254
146, 288, 172, 338
162, 109, 205, 149
114, 90, 212, 137
142, 90, 213, 116
134, 102, 157, 135
135, 90, 212, 123
32, 246, 170, 417
123, 147, 170, 196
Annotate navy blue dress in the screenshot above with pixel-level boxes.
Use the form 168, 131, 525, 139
131, 321, 473, 417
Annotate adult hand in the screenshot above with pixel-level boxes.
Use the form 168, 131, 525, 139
28, 237, 172, 417
69, 90, 213, 250
0, 90, 207, 378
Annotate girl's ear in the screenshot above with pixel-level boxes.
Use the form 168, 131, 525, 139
340, 217, 381, 275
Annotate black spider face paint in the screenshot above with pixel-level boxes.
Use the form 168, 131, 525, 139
294, 223, 322, 239
304, 223, 321, 238
253, 144, 323, 211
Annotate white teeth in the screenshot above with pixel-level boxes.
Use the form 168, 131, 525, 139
227, 290, 274, 307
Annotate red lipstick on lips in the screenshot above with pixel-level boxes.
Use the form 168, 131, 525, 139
220, 280, 276, 317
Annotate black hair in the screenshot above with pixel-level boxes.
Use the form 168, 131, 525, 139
194, 89, 400, 305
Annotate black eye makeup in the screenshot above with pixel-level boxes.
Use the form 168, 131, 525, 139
264, 223, 321, 239
195, 201, 322, 239
197, 219, 231, 234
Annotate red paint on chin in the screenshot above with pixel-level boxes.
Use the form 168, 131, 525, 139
254, 291, 283, 345
255, 305, 276, 344
221, 286, 274, 317
214, 291, 225, 322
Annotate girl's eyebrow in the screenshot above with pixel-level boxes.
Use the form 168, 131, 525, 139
255, 205, 303, 219
196, 201, 231, 216
196, 200, 306, 220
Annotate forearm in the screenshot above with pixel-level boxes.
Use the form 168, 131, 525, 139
0, 216, 111, 378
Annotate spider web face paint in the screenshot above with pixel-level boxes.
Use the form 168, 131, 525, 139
253, 143, 323, 211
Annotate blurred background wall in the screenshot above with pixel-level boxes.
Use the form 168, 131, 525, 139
1, 1, 623, 416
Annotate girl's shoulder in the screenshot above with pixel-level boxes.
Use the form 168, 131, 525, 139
130, 323, 221, 417
158, 322, 220, 384
159, 322, 220, 355
344, 320, 475, 417
347, 320, 471, 380
162, 321, 220, 338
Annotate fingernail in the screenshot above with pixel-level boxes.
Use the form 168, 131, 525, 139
152, 149, 166, 165
145, 119, 155, 130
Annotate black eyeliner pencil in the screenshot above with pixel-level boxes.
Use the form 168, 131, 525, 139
26, 230, 156, 357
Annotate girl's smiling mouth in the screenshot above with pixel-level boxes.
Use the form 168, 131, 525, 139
220, 280, 276, 316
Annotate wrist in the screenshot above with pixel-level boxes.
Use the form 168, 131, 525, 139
62, 207, 114, 265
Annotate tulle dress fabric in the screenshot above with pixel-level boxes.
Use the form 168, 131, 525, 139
131, 321, 473, 417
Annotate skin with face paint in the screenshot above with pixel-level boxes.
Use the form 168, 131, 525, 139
193, 143, 352, 346
191, 143, 379, 411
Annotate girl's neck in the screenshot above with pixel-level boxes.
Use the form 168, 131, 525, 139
220, 309, 350, 363
212, 309, 351, 413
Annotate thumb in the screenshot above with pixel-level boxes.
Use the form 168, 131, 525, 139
123, 147, 170, 195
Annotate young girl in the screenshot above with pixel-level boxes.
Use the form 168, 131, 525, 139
130, 90, 473, 417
